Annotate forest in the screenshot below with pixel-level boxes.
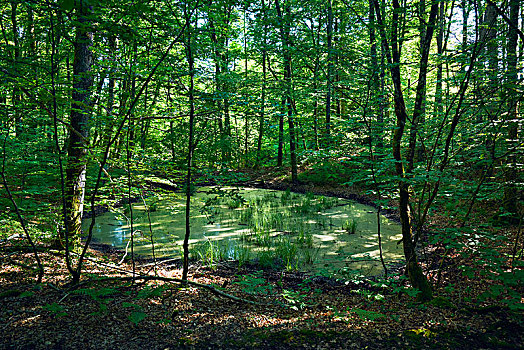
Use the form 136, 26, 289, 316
0, 0, 523, 348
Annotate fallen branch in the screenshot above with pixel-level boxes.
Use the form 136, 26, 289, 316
71, 273, 270, 306
67, 251, 280, 306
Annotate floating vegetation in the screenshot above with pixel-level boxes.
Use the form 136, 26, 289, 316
86, 187, 403, 276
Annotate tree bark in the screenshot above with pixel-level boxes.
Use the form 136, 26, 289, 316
183, 15, 196, 281
372, 0, 435, 302
277, 97, 284, 167
325, 0, 333, 148
10, 2, 22, 137
64, 2, 94, 242
256, 0, 268, 169
503, 0, 519, 219
275, 0, 298, 184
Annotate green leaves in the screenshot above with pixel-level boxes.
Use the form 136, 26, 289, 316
350, 308, 387, 321
234, 271, 274, 296
59, 0, 74, 11
44, 302, 67, 318
128, 310, 148, 325
122, 302, 148, 325
72, 287, 118, 300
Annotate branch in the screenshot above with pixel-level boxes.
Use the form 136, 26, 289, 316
486, 0, 524, 44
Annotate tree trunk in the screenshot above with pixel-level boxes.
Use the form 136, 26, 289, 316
277, 96, 285, 166
325, 0, 333, 148
368, 0, 382, 149
434, 1, 444, 121
183, 16, 196, 282
503, 0, 519, 219
10, 2, 22, 138
372, 0, 435, 302
256, 0, 268, 169
275, 0, 298, 184
64, 2, 94, 242
461, 0, 468, 52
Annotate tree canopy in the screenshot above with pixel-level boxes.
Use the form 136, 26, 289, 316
0, 0, 522, 347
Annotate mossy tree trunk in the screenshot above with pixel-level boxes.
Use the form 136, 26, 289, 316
64, 2, 94, 245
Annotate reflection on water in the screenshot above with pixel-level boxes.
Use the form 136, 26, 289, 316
82, 187, 403, 276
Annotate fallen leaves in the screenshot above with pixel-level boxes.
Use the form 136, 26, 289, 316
0, 246, 523, 350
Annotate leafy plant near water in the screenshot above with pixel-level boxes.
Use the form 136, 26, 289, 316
300, 247, 320, 265
72, 287, 119, 315
342, 219, 358, 234
234, 271, 274, 296
296, 228, 314, 248
274, 236, 299, 270
232, 244, 251, 266
122, 302, 148, 325
190, 239, 229, 269
280, 277, 322, 310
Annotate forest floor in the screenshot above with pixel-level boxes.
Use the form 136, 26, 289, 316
1, 171, 523, 349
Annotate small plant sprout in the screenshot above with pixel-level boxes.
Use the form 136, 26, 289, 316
342, 219, 357, 234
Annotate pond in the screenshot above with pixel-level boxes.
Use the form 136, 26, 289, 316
83, 187, 403, 277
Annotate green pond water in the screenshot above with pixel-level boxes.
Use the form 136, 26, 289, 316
83, 187, 403, 277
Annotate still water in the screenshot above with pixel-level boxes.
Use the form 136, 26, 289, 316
83, 187, 403, 276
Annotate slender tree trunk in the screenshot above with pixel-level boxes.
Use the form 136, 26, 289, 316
325, 0, 333, 148
369, 0, 382, 149
434, 2, 444, 120
275, 0, 298, 184
64, 2, 94, 242
480, 3, 498, 169
209, 10, 232, 163
503, 0, 519, 219
183, 17, 196, 281
210, 17, 225, 164
277, 97, 284, 167
256, 0, 268, 169
334, 19, 341, 119
101, 35, 117, 151
311, 16, 321, 151
372, 0, 435, 301
313, 58, 320, 151
10, 2, 22, 137
406, 3, 438, 173
461, 0, 469, 52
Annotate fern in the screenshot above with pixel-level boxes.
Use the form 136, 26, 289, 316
350, 308, 387, 321
136, 285, 166, 300
72, 287, 118, 301
122, 302, 148, 325
128, 311, 148, 325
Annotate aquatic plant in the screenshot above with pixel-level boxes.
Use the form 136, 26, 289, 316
257, 249, 277, 269
232, 244, 251, 266
190, 239, 226, 269
281, 188, 291, 202
296, 229, 314, 248
253, 230, 271, 247
274, 236, 299, 270
300, 247, 319, 265
342, 219, 358, 234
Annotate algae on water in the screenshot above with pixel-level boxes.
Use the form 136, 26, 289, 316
83, 187, 403, 276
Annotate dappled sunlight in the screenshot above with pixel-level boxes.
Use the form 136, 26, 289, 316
83, 187, 403, 275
